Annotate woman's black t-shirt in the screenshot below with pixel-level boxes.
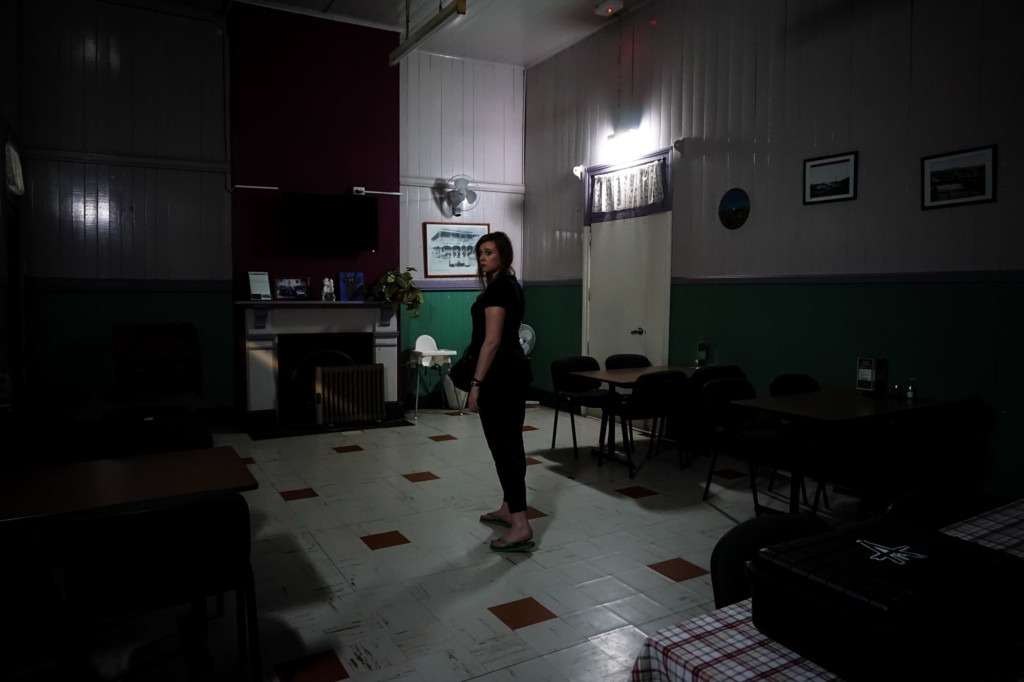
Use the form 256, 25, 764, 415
470, 274, 530, 386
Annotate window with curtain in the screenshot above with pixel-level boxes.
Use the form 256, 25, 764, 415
585, 149, 671, 225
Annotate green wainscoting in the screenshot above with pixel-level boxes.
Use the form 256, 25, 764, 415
668, 280, 1024, 499
400, 284, 585, 400
399, 290, 476, 403
23, 290, 235, 407
387, 280, 1024, 497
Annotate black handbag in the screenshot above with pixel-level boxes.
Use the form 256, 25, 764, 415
449, 348, 476, 391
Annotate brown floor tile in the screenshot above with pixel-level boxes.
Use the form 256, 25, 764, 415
404, 471, 440, 482
525, 506, 547, 520
240, 457, 255, 465
429, 434, 457, 442
333, 445, 364, 453
648, 557, 709, 582
616, 485, 658, 499
360, 530, 411, 550
275, 649, 349, 681
522, 425, 539, 432
488, 596, 557, 630
280, 488, 318, 501
714, 468, 746, 480
525, 456, 542, 465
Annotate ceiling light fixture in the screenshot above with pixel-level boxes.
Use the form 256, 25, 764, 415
389, 0, 467, 67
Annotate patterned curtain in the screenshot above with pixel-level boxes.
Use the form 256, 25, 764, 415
591, 159, 664, 214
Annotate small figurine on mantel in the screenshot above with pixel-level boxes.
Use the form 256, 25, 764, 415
322, 276, 336, 301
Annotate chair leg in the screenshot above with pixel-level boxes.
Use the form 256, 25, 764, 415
413, 366, 421, 419
749, 460, 763, 515
569, 409, 579, 459
702, 452, 719, 500
551, 401, 560, 449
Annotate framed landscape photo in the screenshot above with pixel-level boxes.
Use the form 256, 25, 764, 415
804, 151, 858, 204
921, 145, 996, 209
422, 222, 490, 277
274, 276, 309, 300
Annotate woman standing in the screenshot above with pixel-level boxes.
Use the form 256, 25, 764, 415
467, 232, 534, 552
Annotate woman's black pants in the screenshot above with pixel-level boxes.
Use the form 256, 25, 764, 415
479, 384, 528, 513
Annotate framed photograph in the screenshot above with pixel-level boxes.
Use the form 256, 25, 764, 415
804, 151, 858, 204
921, 145, 996, 209
422, 222, 490, 277
338, 272, 366, 301
274, 277, 309, 300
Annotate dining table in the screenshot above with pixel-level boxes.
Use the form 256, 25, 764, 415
630, 496, 1024, 681
570, 365, 694, 477
0, 445, 258, 525
730, 387, 945, 513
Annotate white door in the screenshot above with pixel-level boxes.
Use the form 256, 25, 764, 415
584, 210, 672, 368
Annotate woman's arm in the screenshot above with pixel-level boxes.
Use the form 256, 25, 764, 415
467, 305, 505, 411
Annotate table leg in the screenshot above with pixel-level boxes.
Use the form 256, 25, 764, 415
789, 469, 802, 513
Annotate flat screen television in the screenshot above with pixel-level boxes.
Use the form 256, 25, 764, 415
280, 192, 378, 254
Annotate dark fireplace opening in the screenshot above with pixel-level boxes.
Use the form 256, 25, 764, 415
277, 333, 374, 427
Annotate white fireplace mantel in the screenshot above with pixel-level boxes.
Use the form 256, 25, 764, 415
238, 301, 400, 411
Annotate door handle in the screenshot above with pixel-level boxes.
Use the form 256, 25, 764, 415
630, 327, 645, 336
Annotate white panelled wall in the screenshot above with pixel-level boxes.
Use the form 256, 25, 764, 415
523, 0, 1024, 282
399, 53, 525, 284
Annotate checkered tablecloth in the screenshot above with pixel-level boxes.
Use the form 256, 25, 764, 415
631, 498, 1024, 682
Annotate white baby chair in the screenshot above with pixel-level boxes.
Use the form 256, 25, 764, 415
409, 334, 458, 418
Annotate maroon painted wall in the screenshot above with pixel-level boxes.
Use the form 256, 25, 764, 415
228, 4, 400, 300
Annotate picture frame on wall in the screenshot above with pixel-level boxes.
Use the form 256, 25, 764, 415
275, 277, 309, 300
422, 222, 490, 277
921, 144, 996, 209
803, 151, 858, 204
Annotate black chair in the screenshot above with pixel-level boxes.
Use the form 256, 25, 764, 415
766, 373, 823, 508
62, 493, 261, 681
702, 377, 800, 513
550, 356, 611, 458
610, 370, 689, 477
677, 364, 747, 467
768, 373, 821, 397
603, 354, 652, 446
604, 354, 651, 371
710, 512, 831, 608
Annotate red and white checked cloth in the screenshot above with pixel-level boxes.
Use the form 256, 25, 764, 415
631, 498, 1024, 682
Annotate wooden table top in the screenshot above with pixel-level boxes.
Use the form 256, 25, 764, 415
732, 387, 939, 422
571, 365, 695, 388
0, 445, 258, 524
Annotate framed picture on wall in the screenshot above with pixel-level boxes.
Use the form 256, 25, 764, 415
921, 144, 996, 209
274, 277, 309, 300
803, 151, 858, 204
422, 222, 490, 277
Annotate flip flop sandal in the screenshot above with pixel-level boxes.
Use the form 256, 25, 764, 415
479, 513, 512, 528
490, 538, 536, 553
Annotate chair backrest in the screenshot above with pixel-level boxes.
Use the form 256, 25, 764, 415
551, 355, 602, 393
605, 354, 651, 370
622, 370, 689, 417
710, 512, 831, 608
689, 364, 746, 390
703, 377, 758, 431
414, 334, 440, 352
769, 373, 821, 396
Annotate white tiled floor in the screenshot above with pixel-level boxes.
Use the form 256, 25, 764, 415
94, 405, 863, 681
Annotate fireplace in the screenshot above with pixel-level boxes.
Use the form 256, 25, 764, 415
276, 333, 374, 427
239, 301, 399, 425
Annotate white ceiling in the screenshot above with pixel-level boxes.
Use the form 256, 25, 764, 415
162, 0, 636, 68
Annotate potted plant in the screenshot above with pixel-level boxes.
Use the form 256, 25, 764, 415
371, 266, 424, 317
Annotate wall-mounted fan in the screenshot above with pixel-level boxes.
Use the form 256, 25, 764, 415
446, 174, 480, 216
518, 323, 536, 357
